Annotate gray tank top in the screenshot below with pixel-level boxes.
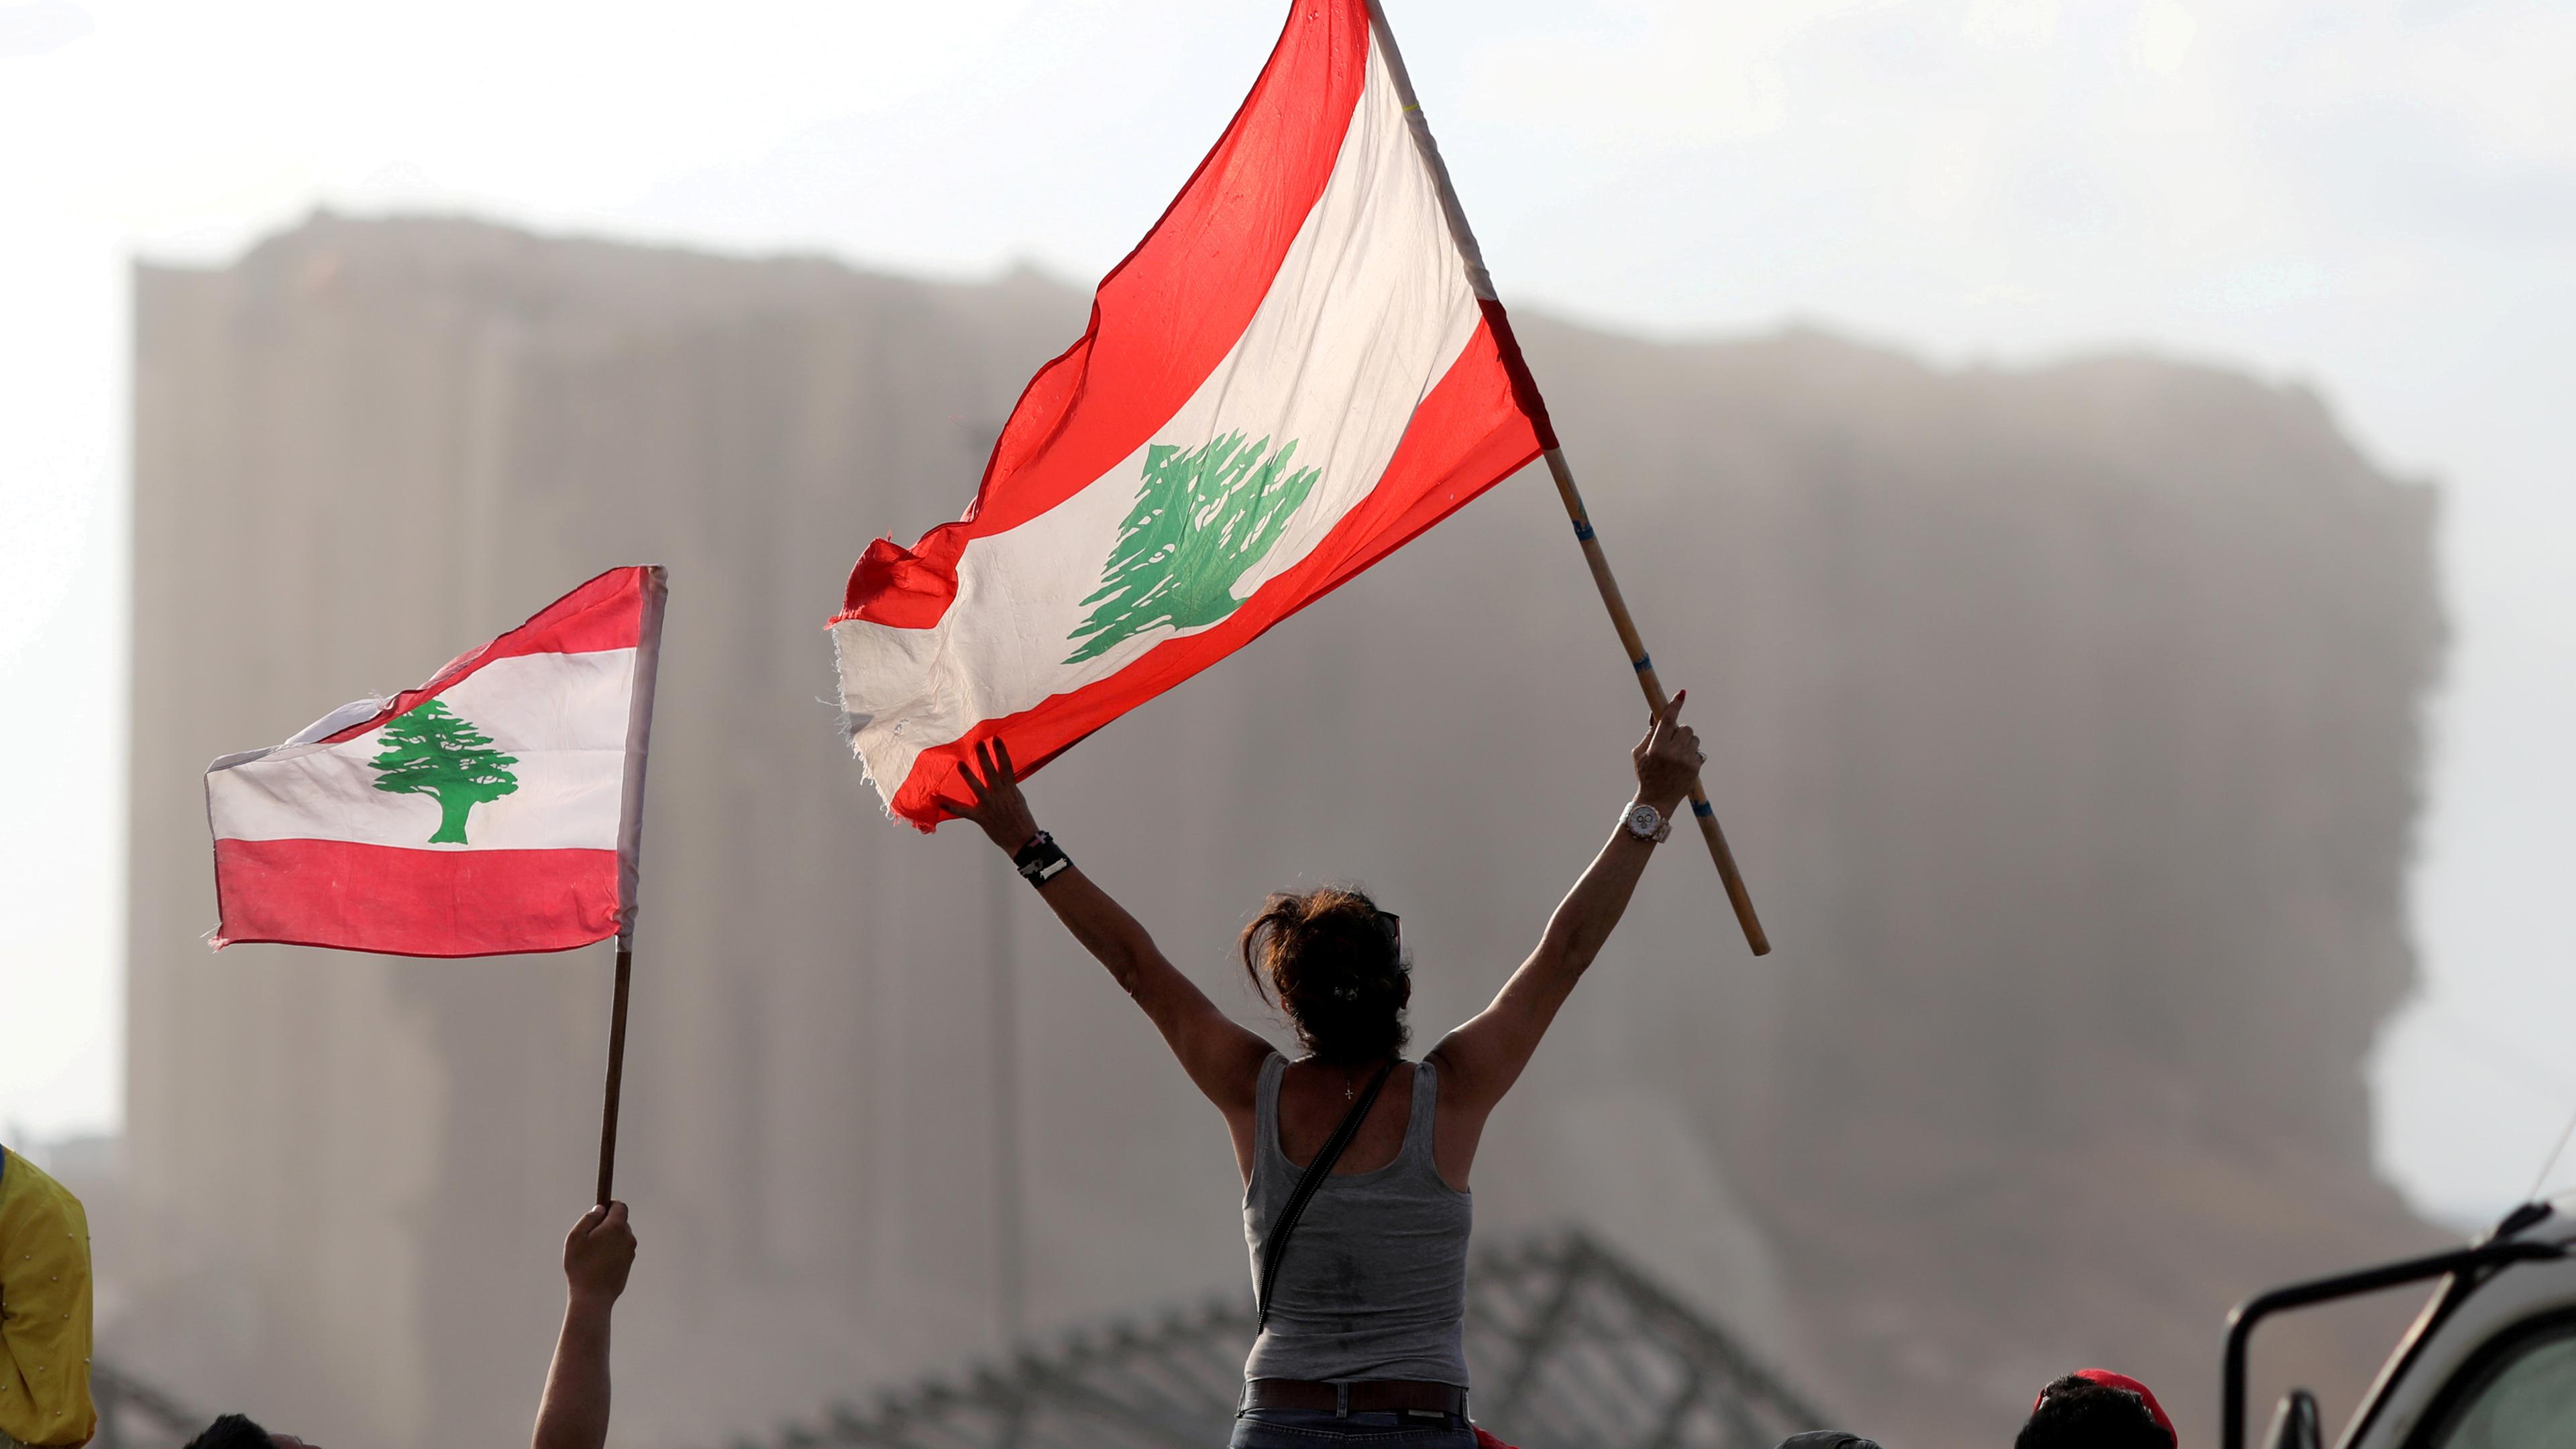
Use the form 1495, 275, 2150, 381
1242, 1053, 1473, 1387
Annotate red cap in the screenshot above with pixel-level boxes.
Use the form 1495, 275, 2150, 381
2034, 1369, 2176, 1446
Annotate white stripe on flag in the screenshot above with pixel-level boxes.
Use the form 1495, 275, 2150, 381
209, 648, 636, 851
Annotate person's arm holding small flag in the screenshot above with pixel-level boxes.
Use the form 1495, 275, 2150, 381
531, 1201, 637, 1449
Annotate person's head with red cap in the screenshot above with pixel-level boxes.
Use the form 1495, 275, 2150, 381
2017, 1368, 2177, 1449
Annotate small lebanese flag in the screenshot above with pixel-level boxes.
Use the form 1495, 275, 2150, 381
207, 567, 667, 957
832, 0, 1556, 827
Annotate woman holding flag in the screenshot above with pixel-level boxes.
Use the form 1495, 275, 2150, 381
945, 692, 1705, 1449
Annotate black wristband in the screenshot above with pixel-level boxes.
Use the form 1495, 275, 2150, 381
1012, 830, 1072, 888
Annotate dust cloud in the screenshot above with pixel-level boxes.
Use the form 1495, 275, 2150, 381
112, 215, 2444, 1448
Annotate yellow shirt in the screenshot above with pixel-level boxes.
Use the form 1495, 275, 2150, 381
0, 1148, 93, 1448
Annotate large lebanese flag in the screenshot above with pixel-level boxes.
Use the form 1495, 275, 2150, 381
832, 0, 1557, 827
207, 567, 666, 957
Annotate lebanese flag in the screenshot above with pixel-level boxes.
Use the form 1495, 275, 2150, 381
206, 567, 667, 957
831, 0, 1557, 827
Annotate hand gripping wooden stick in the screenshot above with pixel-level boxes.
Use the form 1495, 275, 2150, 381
1360, 0, 1767, 955
1544, 447, 1770, 955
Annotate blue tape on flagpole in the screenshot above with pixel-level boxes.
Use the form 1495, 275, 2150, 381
1572, 520, 1595, 541
1693, 799, 1715, 818
1632, 655, 1652, 673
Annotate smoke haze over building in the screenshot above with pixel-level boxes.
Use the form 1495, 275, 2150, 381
7, 1, 2571, 1230
109, 215, 2446, 1449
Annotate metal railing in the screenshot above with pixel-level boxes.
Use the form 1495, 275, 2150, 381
738, 1230, 1829, 1449
92, 1228, 1831, 1449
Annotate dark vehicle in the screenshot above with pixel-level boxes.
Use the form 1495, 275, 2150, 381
2226, 1193, 2576, 1449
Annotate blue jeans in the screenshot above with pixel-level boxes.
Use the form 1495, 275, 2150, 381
1228, 1407, 1477, 1449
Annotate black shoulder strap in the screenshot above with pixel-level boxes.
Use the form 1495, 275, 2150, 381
1257, 1057, 1401, 1331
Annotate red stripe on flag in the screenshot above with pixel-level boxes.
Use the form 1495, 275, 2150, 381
1477, 297, 1560, 453
886, 314, 1545, 826
321, 566, 655, 743
837, 0, 1373, 629
213, 838, 621, 957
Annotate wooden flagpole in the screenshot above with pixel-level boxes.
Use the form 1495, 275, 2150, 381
1364, 0, 1770, 955
594, 942, 634, 1205
1540, 448, 1769, 954
594, 565, 668, 1204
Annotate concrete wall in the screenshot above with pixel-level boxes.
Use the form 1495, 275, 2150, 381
120, 215, 2443, 1448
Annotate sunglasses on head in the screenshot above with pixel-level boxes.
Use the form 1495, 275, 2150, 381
1328, 911, 1405, 1002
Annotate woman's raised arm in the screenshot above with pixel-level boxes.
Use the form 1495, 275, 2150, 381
947, 740, 1274, 1155
1430, 693, 1701, 1120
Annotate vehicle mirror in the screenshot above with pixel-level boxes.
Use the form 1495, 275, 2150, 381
2263, 1389, 2320, 1449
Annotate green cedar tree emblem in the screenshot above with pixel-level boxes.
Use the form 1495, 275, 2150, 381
1063, 431, 1321, 664
368, 698, 521, 845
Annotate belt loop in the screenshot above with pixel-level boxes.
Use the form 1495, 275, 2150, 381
1334, 1381, 1350, 1418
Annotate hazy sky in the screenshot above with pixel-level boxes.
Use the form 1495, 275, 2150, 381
3, 0, 2569, 1220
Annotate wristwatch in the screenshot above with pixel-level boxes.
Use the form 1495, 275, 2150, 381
1622, 802, 1672, 844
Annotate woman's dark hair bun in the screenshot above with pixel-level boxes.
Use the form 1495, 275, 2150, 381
1240, 885, 1410, 1063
